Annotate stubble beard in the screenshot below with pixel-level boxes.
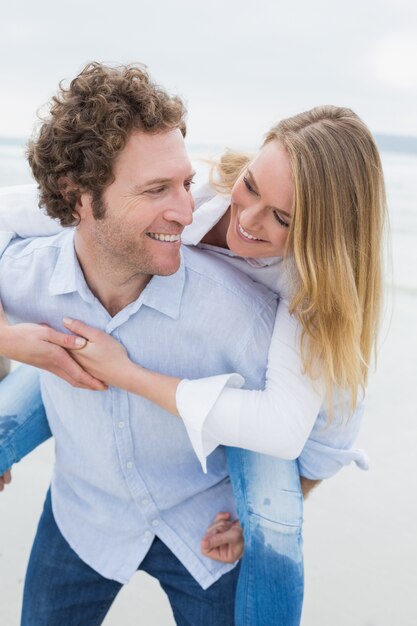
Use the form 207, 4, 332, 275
90, 194, 180, 280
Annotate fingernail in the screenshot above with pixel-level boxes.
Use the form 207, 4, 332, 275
75, 337, 86, 347
63, 317, 73, 326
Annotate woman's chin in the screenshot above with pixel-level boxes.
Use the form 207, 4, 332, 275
226, 228, 267, 259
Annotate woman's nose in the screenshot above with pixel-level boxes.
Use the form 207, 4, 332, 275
240, 204, 264, 229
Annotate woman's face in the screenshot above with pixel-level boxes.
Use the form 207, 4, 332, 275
226, 141, 294, 258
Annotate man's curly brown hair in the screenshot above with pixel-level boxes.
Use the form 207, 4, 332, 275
28, 62, 187, 226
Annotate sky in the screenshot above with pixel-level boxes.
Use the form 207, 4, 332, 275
1, 0, 416, 148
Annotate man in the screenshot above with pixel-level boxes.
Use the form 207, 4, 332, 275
0, 63, 277, 625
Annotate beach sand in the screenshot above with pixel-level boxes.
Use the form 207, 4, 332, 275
0, 288, 416, 625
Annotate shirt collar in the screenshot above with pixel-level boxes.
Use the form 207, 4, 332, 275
48, 229, 186, 321
182, 194, 230, 245
182, 193, 282, 268
48, 230, 79, 296
140, 256, 185, 321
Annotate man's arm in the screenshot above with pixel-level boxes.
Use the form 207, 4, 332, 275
0, 469, 11, 492
201, 512, 243, 563
0, 355, 10, 379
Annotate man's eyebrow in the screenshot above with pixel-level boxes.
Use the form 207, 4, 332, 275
246, 168, 292, 218
133, 171, 196, 192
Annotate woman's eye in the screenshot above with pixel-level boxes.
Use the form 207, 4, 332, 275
273, 211, 290, 228
243, 176, 257, 195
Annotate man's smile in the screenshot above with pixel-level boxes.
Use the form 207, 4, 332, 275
146, 232, 182, 242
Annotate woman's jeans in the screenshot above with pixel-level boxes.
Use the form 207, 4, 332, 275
226, 448, 304, 625
0, 365, 304, 626
0, 365, 51, 473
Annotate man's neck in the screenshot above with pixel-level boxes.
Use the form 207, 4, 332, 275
74, 232, 151, 317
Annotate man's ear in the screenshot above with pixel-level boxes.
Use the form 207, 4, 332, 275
57, 176, 86, 221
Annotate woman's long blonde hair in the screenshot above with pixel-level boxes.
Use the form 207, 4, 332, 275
214, 105, 387, 415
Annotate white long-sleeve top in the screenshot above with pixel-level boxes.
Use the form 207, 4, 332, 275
0, 173, 369, 478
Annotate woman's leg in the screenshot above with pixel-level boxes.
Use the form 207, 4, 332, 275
0, 365, 52, 474
226, 447, 304, 626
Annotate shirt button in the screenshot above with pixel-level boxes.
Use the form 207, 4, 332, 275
126, 461, 133, 469
141, 498, 149, 507
151, 519, 159, 527
144, 531, 152, 540
118, 421, 125, 429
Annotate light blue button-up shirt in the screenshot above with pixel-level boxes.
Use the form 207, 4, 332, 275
0, 230, 277, 587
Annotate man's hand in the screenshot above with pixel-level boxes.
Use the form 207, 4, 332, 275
0, 469, 12, 492
201, 512, 244, 563
300, 476, 321, 499
0, 302, 106, 391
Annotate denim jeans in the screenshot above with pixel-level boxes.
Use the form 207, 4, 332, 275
21, 489, 239, 626
0, 365, 304, 625
0, 365, 51, 474
226, 447, 304, 626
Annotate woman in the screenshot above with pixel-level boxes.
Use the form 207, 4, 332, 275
0, 105, 386, 625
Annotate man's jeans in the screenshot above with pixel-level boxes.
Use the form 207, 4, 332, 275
21, 490, 239, 626
0, 366, 304, 626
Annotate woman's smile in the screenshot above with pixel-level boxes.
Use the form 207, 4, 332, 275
236, 219, 266, 243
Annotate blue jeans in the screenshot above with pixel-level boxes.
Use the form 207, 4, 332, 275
226, 448, 304, 625
0, 365, 51, 473
0, 365, 304, 625
21, 489, 239, 625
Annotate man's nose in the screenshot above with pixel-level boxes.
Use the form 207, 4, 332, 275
164, 192, 194, 226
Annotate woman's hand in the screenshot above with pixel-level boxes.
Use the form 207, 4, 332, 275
63, 318, 131, 389
0, 302, 106, 390
63, 318, 181, 414
201, 512, 244, 563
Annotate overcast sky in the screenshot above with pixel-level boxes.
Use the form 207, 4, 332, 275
1, 0, 416, 147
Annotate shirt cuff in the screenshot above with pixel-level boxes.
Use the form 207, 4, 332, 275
176, 373, 245, 473
297, 439, 370, 480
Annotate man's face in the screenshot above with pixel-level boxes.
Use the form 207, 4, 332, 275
79, 128, 195, 278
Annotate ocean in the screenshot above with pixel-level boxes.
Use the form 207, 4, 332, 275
0, 137, 416, 294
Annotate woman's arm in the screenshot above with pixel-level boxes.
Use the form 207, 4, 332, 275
0, 303, 106, 390
0, 185, 63, 237
62, 312, 366, 480
62, 305, 324, 464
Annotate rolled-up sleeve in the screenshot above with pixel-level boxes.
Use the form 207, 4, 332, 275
297, 395, 369, 479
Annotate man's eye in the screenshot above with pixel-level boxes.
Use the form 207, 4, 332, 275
184, 179, 195, 191
147, 186, 166, 195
